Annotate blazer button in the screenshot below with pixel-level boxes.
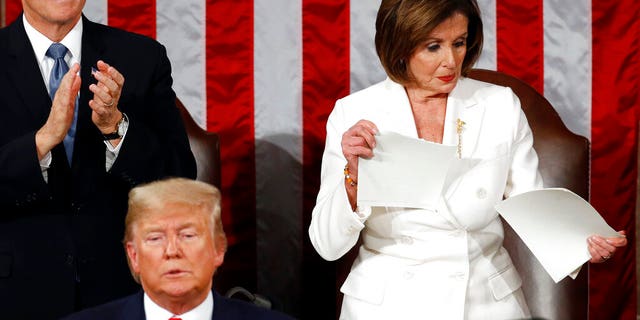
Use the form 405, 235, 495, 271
64, 254, 75, 266
450, 229, 463, 237
344, 226, 356, 235
400, 236, 413, 245
476, 188, 487, 199
451, 272, 466, 280
403, 271, 414, 280
70, 202, 82, 214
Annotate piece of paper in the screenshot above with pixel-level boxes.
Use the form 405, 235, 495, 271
495, 188, 620, 283
357, 131, 456, 209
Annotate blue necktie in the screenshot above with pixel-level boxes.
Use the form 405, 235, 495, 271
46, 43, 78, 164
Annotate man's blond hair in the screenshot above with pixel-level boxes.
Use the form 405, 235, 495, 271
124, 178, 226, 282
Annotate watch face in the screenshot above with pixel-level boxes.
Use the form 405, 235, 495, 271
117, 120, 125, 136
117, 114, 127, 136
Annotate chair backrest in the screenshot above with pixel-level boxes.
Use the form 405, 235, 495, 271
176, 98, 221, 188
177, 99, 258, 296
468, 68, 590, 320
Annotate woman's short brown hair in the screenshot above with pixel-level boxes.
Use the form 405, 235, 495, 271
375, 0, 483, 85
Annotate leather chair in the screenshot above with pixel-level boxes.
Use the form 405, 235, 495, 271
468, 69, 589, 320
176, 99, 277, 310
176, 98, 221, 188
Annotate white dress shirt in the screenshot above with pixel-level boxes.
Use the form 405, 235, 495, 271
144, 291, 213, 320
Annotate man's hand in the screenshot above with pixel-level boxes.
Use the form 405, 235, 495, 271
35, 63, 81, 160
89, 60, 125, 135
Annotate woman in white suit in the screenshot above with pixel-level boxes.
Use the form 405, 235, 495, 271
308, 0, 627, 319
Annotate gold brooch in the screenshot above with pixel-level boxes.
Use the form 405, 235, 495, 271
456, 118, 465, 159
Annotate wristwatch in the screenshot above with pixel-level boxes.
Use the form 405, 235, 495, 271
102, 113, 127, 140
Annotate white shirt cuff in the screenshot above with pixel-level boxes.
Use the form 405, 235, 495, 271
354, 205, 372, 222
39, 151, 52, 183
103, 114, 129, 171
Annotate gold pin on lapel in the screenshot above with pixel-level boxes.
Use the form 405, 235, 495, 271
456, 118, 466, 159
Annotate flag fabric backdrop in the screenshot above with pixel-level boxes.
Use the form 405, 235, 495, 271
3, 0, 638, 319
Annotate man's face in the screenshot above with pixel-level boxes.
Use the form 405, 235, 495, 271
126, 205, 224, 305
22, 0, 85, 27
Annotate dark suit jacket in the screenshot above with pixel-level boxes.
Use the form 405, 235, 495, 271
0, 15, 196, 319
61, 290, 295, 320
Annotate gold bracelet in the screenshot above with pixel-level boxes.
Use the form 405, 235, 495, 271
344, 164, 357, 187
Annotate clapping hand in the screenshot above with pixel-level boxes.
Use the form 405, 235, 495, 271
89, 60, 125, 135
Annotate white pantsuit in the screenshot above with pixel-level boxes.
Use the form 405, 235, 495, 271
309, 77, 543, 319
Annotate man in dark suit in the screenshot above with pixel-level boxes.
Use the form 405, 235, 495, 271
62, 178, 294, 320
0, 1, 196, 318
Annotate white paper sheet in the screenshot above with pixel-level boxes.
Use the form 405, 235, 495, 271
495, 188, 620, 283
357, 131, 456, 209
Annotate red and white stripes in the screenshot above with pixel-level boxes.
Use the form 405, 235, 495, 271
3, 1, 638, 318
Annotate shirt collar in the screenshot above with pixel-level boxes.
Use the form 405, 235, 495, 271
144, 291, 214, 320
22, 14, 83, 65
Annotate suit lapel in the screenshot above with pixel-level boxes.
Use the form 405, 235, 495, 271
70, 17, 105, 180
439, 79, 486, 227
445, 78, 486, 158
119, 291, 146, 320
379, 77, 486, 153
6, 16, 51, 126
6, 16, 73, 198
380, 78, 420, 138
212, 290, 229, 319
78, 16, 104, 136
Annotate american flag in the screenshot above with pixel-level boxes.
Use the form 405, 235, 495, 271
3, 0, 638, 319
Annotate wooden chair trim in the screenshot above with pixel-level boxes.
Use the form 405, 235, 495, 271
176, 98, 221, 188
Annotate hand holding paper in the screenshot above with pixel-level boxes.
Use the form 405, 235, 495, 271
495, 188, 625, 282
357, 131, 456, 209
341, 119, 379, 209
587, 231, 627, 263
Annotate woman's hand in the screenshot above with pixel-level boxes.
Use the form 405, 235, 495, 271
341, 120, 378, 210
588, 230, 627, 263
341, 120, 378, 183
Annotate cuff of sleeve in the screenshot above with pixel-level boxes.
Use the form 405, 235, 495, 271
103, 114, 129, 153
354, 205, 372, 222
39, 151, 52, 169
336, 179, 368, 232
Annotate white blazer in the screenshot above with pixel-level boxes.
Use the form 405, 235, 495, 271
309, 77, 543, 320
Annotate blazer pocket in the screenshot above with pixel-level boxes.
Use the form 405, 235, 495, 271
488, 263, 522, 300
340, 271, 386, 305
